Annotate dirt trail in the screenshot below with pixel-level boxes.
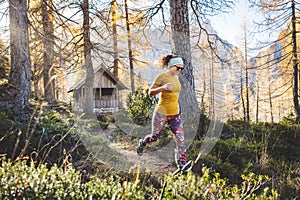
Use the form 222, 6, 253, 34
109, 143, 177, 175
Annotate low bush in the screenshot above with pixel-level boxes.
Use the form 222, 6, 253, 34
190, 119, 300, 200
162, 167, 278, 200
0, 159, 278, 199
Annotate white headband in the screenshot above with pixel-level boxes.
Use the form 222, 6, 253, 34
168, 57, 183, 67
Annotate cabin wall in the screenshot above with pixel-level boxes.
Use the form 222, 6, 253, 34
94, 71, 115, 88
73, 71, 120, 113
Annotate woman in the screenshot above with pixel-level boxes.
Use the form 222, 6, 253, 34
137, 54, 187, 168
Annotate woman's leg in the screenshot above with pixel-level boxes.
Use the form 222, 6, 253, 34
168, 114, 186, 166
143, 112, 167, 144
137, 112, 168, 155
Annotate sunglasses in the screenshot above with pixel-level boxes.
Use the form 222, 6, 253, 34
174, 65, 184, 71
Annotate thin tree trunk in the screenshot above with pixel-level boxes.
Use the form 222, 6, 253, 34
42, 0, 55, 104
244, 33, 250, 123
269, 85, 274, 123
83, 0, 94, 114
112, 0, 119, 79
291, 0, 300, 123
124, 0, 134, 92
240, 61, 246, 123
7, 0, 31, 114
33, 63, 41, 99
245, 66, 250, 122
256, 80, 259, 123
210, 51, 215, 118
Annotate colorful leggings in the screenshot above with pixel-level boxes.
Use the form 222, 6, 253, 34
142, 112, 186, 163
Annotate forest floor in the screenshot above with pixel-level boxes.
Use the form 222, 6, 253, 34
109, 142, 178, 176
99, 122, 178, 176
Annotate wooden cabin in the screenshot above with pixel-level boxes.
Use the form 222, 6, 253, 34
68, 64, 127, 113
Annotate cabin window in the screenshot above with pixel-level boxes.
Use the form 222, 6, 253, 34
94, 88, 100, 100
101, 88, 114, 99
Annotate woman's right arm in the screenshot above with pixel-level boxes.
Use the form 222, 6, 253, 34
148, 83, 173, 97
149, 84, 163, 97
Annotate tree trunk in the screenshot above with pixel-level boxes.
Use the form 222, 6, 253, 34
170, 0, 193, 87
256, 80, 259, 123
170, 0, 195, 102
240, 62, 246, 123
7, 0, 31, 114
33, 63, 41, 99
42, 0, 55, 104
210, 54, 215, 118
291, 0, 300, 123
244, 32, 250, 123
269, 85, 274, 123
169, 0, 200, 144
83, 0, 94, 115
112, 0, 119, 79
124, 0, 135, 92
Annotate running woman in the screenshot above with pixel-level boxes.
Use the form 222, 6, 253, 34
137, 54, 187, 168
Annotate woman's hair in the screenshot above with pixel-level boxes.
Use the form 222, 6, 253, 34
159, 54, 181, 69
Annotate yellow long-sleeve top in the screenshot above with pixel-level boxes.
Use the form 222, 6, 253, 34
153, 73, 181, 116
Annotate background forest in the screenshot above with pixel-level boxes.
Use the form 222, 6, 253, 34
0, 0, 299, 199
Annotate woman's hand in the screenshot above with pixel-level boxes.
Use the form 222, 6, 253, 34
163, 83, 174, 91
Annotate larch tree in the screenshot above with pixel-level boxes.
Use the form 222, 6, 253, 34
6, 0, 31, 114
82, 0, 94, 114
41, 0, 55, 103
112, 0, 119, 78
29, 0, 74, 102
243, 26, 250, 123
236, 21, 251, 124
124, 0, 135, 93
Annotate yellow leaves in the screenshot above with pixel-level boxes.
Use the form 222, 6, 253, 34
260, 0, 283, 11
130, 11, 147, 27
110, 11, 122, 27
261, 2, 269, 10
29, 0, 43, 10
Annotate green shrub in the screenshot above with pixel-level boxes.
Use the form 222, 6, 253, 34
162, 167, 278, 200
126, 90, 157, 125
191, 119, 300, 200
0, 158, 279, 200
0, 159, 86, 199
0, 159, 157, 199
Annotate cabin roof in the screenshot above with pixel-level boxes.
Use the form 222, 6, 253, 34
68, 64, 127, 93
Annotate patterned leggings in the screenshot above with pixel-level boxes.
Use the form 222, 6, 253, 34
142, 112, 186, 163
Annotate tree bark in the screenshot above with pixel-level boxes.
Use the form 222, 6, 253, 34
124, 0, 135, 93
83, 0, 94, 114
7, 0, 31, 114
42, 0, 55, 104
170, 0, 193, 87
291, 0, 300, 123
256, 80, 259, 123
240, 62, 246, 123
112, 0, 119, 79
170, 0, 200, 142
269, 84, 274, 123
244, 33, 250, 123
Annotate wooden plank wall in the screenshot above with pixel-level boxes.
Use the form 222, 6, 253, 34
94, 71, 115, 88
